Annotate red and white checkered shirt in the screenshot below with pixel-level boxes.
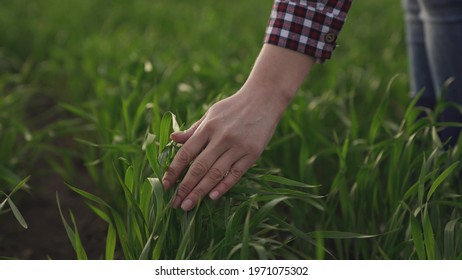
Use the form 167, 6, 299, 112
264, 0, 352, 62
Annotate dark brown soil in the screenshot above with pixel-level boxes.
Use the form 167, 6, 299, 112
0, 57, 109, 259
0, 171, 107, 259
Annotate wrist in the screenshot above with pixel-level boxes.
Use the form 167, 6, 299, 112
238, 44, 314, 114
238, 80, 294, 117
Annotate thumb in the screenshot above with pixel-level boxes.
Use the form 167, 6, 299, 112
170, 114, 206, 144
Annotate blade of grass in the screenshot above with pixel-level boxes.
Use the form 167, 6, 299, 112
112, 161, 148, 231
124, 166, 135, 194
9, 175, 30, 197
249, 196, 288, 232
139, 232, 154, 260
259, 174, 319, 188
305, 231, 380, 239
148, 177, 166, 230
111, 209, 132, 259
423, 207, 436, 260
66, 183, 110, 208
105, 223, 117, 260
85, 202, 111, 224
152, 212, 171, 260
426, 161, 459, 202
240, 206, 251, 259
410, 213, 426, 259
176, 205, 201, 260
56, 192, 82, 258
146, 137, 162, 179
5, 195, 28, 229
269, 215, 336, 259
69, 210, 88, 260
159, 112, 173, 151
444, 218, 460, 260
250, 242, 268, 260
60, 103, 96, 122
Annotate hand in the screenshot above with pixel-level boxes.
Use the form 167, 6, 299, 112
162, 44, 314, 211
162, 89, 286, 211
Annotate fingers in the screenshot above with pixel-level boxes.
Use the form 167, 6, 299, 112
165, 130, 261, 211
166, 129, 261, 211
173, 150, 245, 211
208, 156, 254, 201
162, 96, 272, 211
170, 114, 206, 144
162, 130, 208, 191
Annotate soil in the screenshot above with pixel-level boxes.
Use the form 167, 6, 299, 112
0, 165, 107, 260
0, 59, 109, 259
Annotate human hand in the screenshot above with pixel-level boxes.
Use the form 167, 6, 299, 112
162, 89, 286, 211
162, 44, 314, 211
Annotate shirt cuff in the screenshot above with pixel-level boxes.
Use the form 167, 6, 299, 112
264, 0, 352, 63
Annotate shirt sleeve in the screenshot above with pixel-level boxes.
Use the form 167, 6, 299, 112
264, 0, 352, 62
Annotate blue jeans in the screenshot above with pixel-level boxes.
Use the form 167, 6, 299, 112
402, 0, 462, 147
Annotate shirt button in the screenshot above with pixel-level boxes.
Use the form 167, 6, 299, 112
325, 32, 337, 43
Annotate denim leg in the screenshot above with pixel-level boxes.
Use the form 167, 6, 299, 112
402, 0, 436, 109
419, 0, 462, 146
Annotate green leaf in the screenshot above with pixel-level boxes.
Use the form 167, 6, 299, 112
111, 209, 132, 259
423, 208, 436, 260
140, 180, 153, 219
152, 212, 171, 260
148, 177, 165, 229
259, 174, 318, 188
69, 210, 88, 260
305, 231, 379, 239
159, 112, 173, 152
444, 218, 460, 260
269, 215, 335, 259
105, 223, 117, 260
66, 183, 110, 208
112, 162, 147, 232
368, 75, 398, 144
401, 90, 424, 131
85, 203, 111, 223
56, 192, 77, 255
402, 181, 419, 201
6, 196, 27, 229
124, 166, 135, 193
417, 158, 427, 206
0, 197, 7, 212
240, 207, 251, 259
250, 242, 268, 260
250, 196, 288, 232
176, 206, 200, 260
404, 169, 438, 201
315, 230, 325, 260
74, 138, 138, 152
427, 161, 459, 202
9, 175, 31, 197
146, 138, 161, 179
139, 233, 154, 260
410, 213, 426, 259
60, 103, 96, 122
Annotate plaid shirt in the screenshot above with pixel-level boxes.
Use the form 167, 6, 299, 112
264, 0, 352, 62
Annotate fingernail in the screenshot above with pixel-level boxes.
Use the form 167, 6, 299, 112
181, 199, 194, 211
172, 196, 181, 208
209, 190, 219, 200
170, 131, 182, 138
162, 179, 170, 190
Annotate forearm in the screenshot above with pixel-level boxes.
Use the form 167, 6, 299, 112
239, 43, 314, 116
164, 1, 352, 211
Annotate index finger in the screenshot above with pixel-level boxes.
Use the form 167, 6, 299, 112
162, 132, 207, 190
